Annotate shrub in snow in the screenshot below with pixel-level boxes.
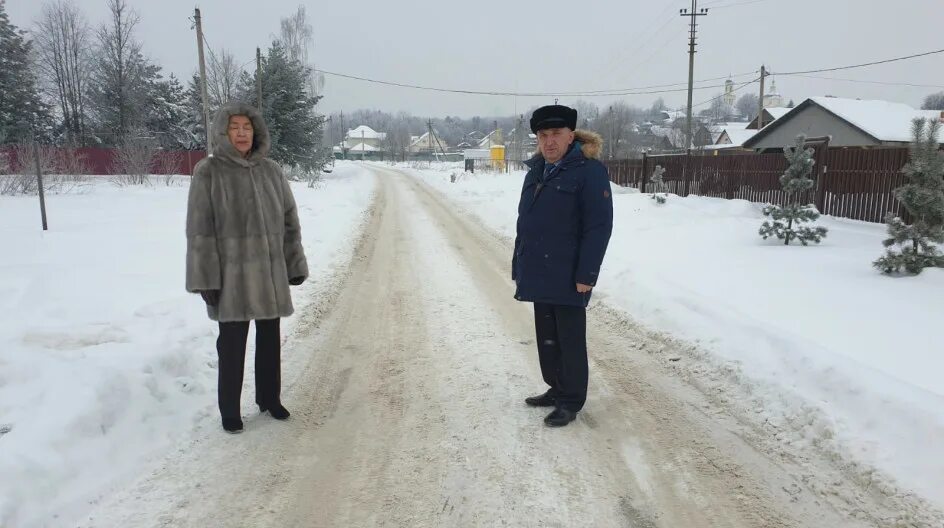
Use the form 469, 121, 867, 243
649, 165, 668, 204
759, 134, 828, 245
110, 131, 157, 186
874, 118, 944, 274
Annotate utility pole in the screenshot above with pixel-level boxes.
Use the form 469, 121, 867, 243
194, 8, 212, 154
33, 139, 48, 231
338, 110, 347, 159
256, 47, 263, 112
680, 0, 708, 149
757, 65, 767, 129
427, 119, 446, 158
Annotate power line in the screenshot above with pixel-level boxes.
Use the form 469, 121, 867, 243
790, 73, 944, 89
702, 0, 775, 9
773, 48, 944, 76
686, 75, 759, 111
313, 68, 751, 98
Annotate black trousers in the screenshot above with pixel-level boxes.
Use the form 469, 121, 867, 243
533, 302, 588, 412
216, 318, 281, 419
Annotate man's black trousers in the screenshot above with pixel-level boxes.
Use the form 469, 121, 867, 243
216, 318, 281, 419
533, 302, 588, 412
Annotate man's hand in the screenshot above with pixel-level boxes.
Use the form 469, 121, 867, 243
576, 283, 593, 293
289, 276, 305, 286
199, 290, 220, 306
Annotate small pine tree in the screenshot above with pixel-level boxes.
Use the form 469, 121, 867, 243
649, 165, 668, 204
759, 134, 828, 245
873, 118, 944, 274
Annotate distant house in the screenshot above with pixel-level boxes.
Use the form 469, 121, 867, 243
743, 97, 944, 150
343, 125, 386, 149
477, 129, 504, 148
408, 131, 448, 154
334, 125, 387, 158
746, 107, 791, 129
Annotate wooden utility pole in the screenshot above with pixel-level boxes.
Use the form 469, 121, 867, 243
33, 140, 48, 231
681, 0, 708, 149
256, 47, 263, 111
758, 65, 767, 129
194, 8, 212, 153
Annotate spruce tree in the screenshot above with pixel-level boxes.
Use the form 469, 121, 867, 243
252, 41, 327, 174
649, 165, 668, 204
0, 1, 53, 143
874, 118, 944, 274
759, 135, 828, 245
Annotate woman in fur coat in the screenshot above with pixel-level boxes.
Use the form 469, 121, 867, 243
186, 102, 309, 433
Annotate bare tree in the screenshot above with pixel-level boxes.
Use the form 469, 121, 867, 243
278, 6, 324, 97
570, 100, 600, 129
922, 91, 944, 110
597, 102, 639, 159
736, 93, 760, 121
111, 129, 156, 185
88, 0, 143, 139
207, 48, 240, 108
34, 0, 92, 145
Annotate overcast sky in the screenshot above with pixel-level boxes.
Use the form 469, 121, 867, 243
8, 0, 944, 118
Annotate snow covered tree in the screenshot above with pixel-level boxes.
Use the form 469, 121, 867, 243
649, 165, 668, 204
0, 0, 53, 144
735, 93, 760, 122
247, 40, 327, 174
759, 135, 828, 245
143, 73, 188, 150
874, 118, 944, 274
921, 92, 944, 111
180, 73, 208, 150
86, 0, 147, 145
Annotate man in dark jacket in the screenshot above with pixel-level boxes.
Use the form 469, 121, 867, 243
513, 104, 613, 427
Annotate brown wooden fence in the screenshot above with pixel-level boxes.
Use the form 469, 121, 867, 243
604, 147, 916, 223
0, 146, 207, 176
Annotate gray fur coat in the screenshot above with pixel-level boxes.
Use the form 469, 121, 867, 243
185, 102, 309, 322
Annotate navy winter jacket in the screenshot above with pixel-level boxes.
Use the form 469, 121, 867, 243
513, 130, 614, 307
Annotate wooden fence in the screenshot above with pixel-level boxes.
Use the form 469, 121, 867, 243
0, 146, 207, 176
604, 147, 915, 224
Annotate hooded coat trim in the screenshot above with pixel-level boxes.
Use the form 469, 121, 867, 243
513, 129, 613, 307
210, 102, 272, 166
526, 129, 603, 168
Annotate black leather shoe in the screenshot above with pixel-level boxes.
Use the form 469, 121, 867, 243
525, 392, 557, 407
260, 403, 291, 420
544, 408, 577, 427
222, 417, 243, 433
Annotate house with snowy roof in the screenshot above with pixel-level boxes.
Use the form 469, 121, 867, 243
743, 97, 944, 150
333, 125, 388, 159
745, 107, 791, 130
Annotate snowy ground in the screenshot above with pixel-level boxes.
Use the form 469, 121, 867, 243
395, 160, 944, 513
0, 163, 375, 527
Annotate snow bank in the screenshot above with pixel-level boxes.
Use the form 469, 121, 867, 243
0, 162, 375, 526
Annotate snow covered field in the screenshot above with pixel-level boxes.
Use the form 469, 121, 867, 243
396, 161, 944, 511
0, 162, 375, 526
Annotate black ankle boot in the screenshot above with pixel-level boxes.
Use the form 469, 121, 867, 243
222, 417, 243, 433
260, 403, 290, 420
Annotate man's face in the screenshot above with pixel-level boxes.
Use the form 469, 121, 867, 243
537, 127, 575, 164
227, 115, 254, 156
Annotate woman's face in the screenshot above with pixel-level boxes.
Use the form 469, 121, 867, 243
227, 115, 254, 156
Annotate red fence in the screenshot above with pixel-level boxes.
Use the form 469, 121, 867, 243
604, 147, 915, 224
0, 146, 207, 176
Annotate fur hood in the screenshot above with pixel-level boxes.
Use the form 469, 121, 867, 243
210, 102, 271, 164
573, 129, 603, 160
531, 129, 603, 162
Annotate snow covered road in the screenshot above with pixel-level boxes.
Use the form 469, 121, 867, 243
78, 165, 939, 528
